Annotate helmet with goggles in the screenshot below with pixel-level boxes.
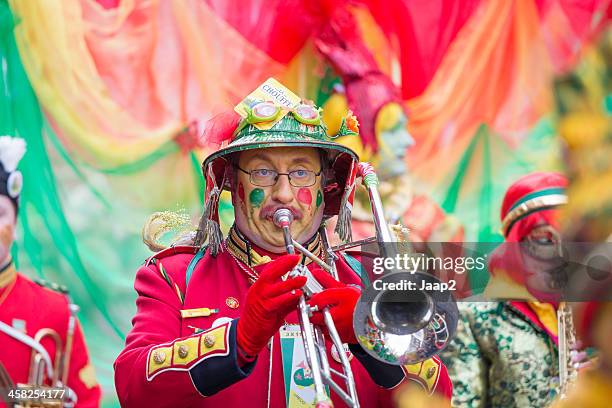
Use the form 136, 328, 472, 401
200, 79, 361, 254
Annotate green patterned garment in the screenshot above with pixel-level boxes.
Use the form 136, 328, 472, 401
440, 302, 560, 407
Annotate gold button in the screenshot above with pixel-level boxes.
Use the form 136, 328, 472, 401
203, 334, 216, 348
225, 297, 239, 309
178, 345, 189, 358
153, 350, 166, 364
426, 366, 436, 379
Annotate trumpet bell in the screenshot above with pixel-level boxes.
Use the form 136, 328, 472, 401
353, 272, 458, 365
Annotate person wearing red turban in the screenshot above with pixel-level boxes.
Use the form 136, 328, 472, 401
440, 172, 575, 407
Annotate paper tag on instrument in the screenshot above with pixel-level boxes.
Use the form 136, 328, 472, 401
280, 324, 323, 407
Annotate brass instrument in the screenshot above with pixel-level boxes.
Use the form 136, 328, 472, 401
0, 303, 79, 407
272, 162, 458, 407
557, 301, 578, 399
352, 163, 458, 366
274, 208, 358, 408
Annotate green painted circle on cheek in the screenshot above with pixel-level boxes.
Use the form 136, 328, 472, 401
316, 190, 323, 208
249, 188, 265, 208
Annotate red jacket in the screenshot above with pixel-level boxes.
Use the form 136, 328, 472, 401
114, 243, 452, 407
0, 269, 101, 408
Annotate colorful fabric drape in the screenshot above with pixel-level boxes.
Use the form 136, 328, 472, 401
2, 1, 609, 406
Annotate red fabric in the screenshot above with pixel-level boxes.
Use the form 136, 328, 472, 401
577, 301, 600, 347
576, 280, 612, 347
500, 171, 568, 223
489, 172, 569, 288
314, 8, 402, 151
361, 0, 482, 99
201, 112, 242, 147
308, 268, 361, 344
95, 0, 119, 9
0, 274, 101, 408
236, 255, 306, 356
201, 0, 341, 64
434, 357, 453, 400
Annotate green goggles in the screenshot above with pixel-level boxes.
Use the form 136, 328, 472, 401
247, 101, 322, 126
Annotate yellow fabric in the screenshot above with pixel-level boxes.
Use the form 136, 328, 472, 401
405, 0, 553, 186
172, 336, 200, 366
8, 0, 286, 167
375, 102, 404, 134
147, 324, 228, 377
403, 358, 440, 394
483, 269, 535, 300
322, 93, 349, 136
551, 369, 612, 408
0, 263, 16, 289
147, 345, 173, 376
78, 363, 99, 389
199, 325, 227, 354
527, 302, 558, 337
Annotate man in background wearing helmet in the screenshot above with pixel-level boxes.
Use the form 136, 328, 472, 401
0, 136, 100, 407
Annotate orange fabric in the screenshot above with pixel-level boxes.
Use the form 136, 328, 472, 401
406, 0, 553, 184
527, 301, 558, 337
9, 0, 286, 166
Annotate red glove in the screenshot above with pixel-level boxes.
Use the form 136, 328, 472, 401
237, 255, 306, 358
307, 269, 361, 344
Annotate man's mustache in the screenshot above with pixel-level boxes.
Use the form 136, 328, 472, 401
259, 206, 302, 222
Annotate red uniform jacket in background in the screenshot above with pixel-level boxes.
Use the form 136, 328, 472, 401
0, 270, 101, 408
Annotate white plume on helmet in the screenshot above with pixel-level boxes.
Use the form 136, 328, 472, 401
0, 136, 26, 172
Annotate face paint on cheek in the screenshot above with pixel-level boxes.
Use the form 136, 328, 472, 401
297, 188, 312, 207
249, 188, 265, 208
238, 182, 245, 203
316, 190, 323, 208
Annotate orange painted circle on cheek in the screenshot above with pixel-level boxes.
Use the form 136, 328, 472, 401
297, 188, 312, 206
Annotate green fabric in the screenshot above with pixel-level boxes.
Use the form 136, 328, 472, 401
315, 67, 341, 107
508, 187, 567, 211
434, 120, 563, 292
342, 252, 371, 287
94, 141, 178, 175
441, 126, 483, 214
280, 329, 296, 406
0, 0, 124, 336
185, 247, 206, 287
439, 302, 559, 408
190, 150, 206, 205
0, 3, 213, 406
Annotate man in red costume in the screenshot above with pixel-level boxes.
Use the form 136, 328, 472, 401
0, 136, 101, 408
114, 81, 452, 407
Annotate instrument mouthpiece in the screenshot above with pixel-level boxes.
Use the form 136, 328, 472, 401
273, 208, 294, 228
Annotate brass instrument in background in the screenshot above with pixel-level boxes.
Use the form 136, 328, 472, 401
0, 304, 79, 408
557, 301, 578, 399
272, 162, 459, 408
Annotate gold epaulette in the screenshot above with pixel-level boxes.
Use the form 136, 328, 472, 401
144, 245, 200, 267
33, 278, 69, 295
403, 356, 443, 395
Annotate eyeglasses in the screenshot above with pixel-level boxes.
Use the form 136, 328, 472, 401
248, 101, 322, 126
236, 165, 322, 187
